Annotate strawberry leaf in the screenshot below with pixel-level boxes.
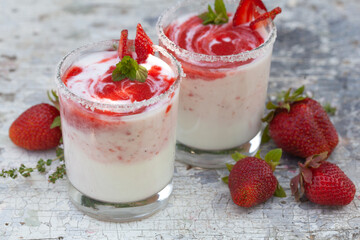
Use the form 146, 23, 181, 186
265, 148, 282, 163
323, 103, 336, 116
226, 163, 234, 172
290, 174, 300, 197
264, 148, 282, 171
292, 85, 305, 99
279, 102, 291, 112
222, 176, 229, 184
262, 111, 274, 123
50, 116, 61, 129
261, 125, 271, 144
231, 151, 248, 161
273, 182, 286, 197
300, 166, 313, 184
283, 88, 291, 102
304, 152, 327, 168
254, 150, 261, 159
266, 101, 278, 110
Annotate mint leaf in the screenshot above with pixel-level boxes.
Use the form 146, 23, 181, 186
199, 0, 228, 25
214, 0, 227, 16
136, 65, 148, 83
112, 55, 148, 83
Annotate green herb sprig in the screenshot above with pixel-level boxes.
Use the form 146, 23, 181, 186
112, 55, 148, 82
199, 0, 229, 25
0, 146, 66, 183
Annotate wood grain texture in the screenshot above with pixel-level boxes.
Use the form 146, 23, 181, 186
1, 0, 360, 239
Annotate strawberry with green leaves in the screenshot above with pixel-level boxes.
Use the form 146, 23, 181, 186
290, 153, 356, 206
9, 91, 61, 151
223, 149, 286, 208
262, 86, 339, 159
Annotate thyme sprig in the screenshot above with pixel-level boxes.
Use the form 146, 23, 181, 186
0, 146, 66, 183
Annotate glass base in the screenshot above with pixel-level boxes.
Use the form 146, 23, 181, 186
176, 130, 262, 169
68, 180, 173, 222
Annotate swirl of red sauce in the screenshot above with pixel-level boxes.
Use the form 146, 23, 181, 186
164, 15, 265, 80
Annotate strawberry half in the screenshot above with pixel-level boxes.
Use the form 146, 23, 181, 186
233, 0, 267, 26
135, 23, 154, 63
250, 7, 282, 30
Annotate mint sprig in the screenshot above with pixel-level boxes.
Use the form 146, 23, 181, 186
199, 0, 229, 25
112, 55, 148, 83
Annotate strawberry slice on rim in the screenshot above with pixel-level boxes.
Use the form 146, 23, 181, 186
250, 7, 282, 30
135, 23, 154, 63
118, 29, 129, 59
233, 0, 267, 26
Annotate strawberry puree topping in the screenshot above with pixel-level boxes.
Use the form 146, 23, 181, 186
62, 51, 175, 104
165, 15, 264, 56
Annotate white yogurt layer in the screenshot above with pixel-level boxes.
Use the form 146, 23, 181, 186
177, 47, 273, 150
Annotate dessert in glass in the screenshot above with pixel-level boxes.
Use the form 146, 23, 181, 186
157, 0, 280, 168
55, 24, 182, 222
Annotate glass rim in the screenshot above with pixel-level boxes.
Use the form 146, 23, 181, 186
156, 0, 277, 63
55, 40, 183, 113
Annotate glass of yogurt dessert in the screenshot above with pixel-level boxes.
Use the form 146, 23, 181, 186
157, 0, 279, 168
55, 25, 182, 222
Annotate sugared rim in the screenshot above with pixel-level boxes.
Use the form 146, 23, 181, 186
55, 41, 183, 113
156, 0, 277, 63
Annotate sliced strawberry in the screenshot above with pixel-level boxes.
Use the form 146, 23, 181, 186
135, 23, 154, 63
118, 29, 129, 59
250, 7, 282, 30
233, 0, 267, 26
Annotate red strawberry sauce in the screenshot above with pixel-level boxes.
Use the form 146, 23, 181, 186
63, 54, 175, 103
61, 52, 176, 130
164, 15, 264, 80
165, 16, 264, 56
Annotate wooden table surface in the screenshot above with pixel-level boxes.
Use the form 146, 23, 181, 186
1, 0, 360, 239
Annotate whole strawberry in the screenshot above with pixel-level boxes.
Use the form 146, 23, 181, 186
223, 149, 286, 208
290, 153, 356, 206
262, 86, 339, 159
9, 103, 62, 151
